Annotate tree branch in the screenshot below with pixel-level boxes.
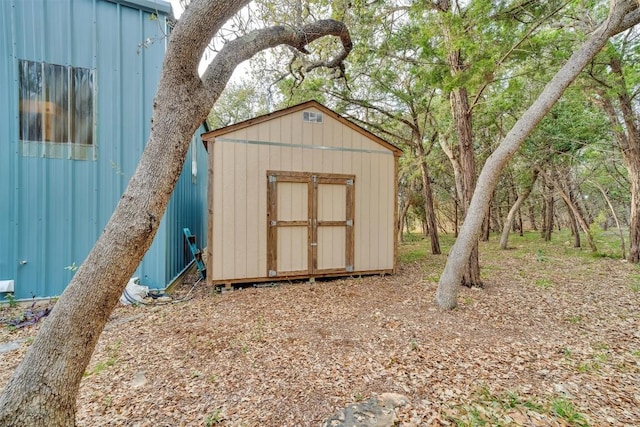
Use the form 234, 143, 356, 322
202, 19, 352, 100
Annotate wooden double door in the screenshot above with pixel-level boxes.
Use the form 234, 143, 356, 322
267, 171, 355, 278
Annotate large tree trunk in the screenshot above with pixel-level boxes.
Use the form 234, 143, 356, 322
0, 1, 353, 424
439, 0, 483, 287
450, 85, 482, 287
436, 0, 640, 309
627, 164, 640, 262
499, 170, 538, 249
595, 51, 640, 263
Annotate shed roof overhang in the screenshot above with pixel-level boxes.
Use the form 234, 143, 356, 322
202, 100, 403, 157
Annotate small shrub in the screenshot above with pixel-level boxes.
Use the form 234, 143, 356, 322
4, 293, 17, 308
550, 398, 590, 426
534, 278, 552, 289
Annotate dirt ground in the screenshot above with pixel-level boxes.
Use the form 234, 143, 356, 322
1, 235, 639, 426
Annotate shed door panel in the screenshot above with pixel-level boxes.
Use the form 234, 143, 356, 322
316, 226, 346, 271
267, 171, 354, 278
275, 181, 310, 275
315, 181, 353, 273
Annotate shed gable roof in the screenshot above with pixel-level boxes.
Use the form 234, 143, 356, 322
202, 100, 402, 157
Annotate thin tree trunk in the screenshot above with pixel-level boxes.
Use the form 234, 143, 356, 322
591, 180, 626, 258
416, 143, 441, 254
551, 176, 597, 252
454, 199, 459, 237
435, 1, 639, 309
544, 194, 554, 242
566, 205, 581, 248
500, 170, 538, 249
397, 197, 410, 244
528, 202, 538, 231
518, 209, 524, 236
481, 204, 491, 242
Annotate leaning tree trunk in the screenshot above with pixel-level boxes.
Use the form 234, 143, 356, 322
436, 0, 640, 309
0, 0, 353, 423
499, 170, 538, 249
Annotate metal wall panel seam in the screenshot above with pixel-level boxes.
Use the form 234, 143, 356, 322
8, 0, 19, 286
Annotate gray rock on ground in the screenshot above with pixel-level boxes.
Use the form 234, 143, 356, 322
323, 393, 409, 427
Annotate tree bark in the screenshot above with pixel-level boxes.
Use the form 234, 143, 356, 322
591, 180, 626, 258
567, 206, 581, 248
397, 197, 410, 243
528, 202, 537, 231
594, 50, 640, 263
0, 1, 352, 424
418, 151, 442, 254
550, 176, 597, 252
450, 86, 483, 287
544, 181, 555, 242
436, 0, 640, 309
499, 170, 538, 249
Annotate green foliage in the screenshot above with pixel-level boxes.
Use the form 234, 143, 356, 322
443, 385, 591, 426
84, 340, 122, 377
4, 293, 17, 308
204, 408, 223, 426
534, 278, 553, 289
550, 398, 590, 426
566, 315, 582, 324
398, 245, 428, 263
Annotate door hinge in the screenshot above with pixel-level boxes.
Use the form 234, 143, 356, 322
310, 242, 318, 246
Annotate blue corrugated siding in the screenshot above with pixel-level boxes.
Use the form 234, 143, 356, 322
164, 128, 209, 284
0, 0, 204, 299
0, 1, 16, 291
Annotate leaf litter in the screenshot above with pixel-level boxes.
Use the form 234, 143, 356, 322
1, 236, 639, 426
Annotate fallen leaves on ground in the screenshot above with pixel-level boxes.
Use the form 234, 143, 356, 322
1, 236, 639, 426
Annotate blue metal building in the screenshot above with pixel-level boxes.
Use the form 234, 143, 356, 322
0, 0, 208, 300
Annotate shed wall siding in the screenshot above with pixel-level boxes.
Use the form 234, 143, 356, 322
209, 107, 396, 282
0, 0, 203, 299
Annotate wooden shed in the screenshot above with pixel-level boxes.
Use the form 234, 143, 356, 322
202, 100, 402, 286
